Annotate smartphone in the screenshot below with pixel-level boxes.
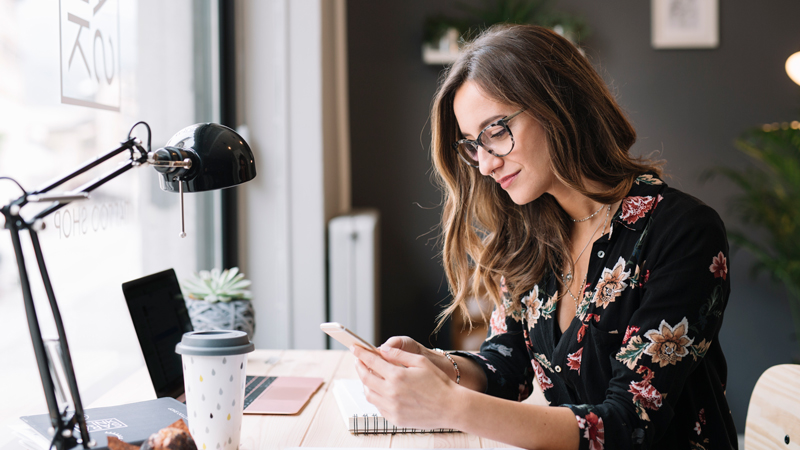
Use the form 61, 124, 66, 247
320, 322, 379, 354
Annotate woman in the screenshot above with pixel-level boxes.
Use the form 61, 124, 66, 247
352, 24, 737, 450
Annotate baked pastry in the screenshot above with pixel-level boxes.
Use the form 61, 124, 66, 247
108, 419, 196, 450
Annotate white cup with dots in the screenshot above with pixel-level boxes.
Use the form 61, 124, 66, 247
176, 330, 254, 450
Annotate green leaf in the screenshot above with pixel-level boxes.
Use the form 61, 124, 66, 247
180, 267, 252, 302
690, 339, 711, 361
709, 125, 800, 354
616, 336, 648, 370
533, 352, 552, 371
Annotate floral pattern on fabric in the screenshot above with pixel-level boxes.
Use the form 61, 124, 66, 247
567, 347, 583, 374
635, 174, 664, 185
630, 263, 651, 289
540, 293, 558, 320
577, 313, 600, 344
453, 174, 737, 450
690, 339, 712, 361
620, 196, 656, 224
576, 288, 593, 321
623, 325, 640, 344
709, 251, 728, 280
644, 318, 694, 367
532, 353, 553, 391
522, 286, 542, 328
576, 412, 605, 450
628, 366, 663, 421
592, 256, 630, 309
616, 335, 650, 370
489, 304, 508, 337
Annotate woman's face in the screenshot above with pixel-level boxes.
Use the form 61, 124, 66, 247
453, 80, 557, 205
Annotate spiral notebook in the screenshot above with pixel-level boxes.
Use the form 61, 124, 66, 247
331, 379, 458, 435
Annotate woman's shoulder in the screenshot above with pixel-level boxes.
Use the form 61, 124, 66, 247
615, 174, 726, 244
626, 174, 722, 223
628, 178, 728, 256
655, 186, 722, 227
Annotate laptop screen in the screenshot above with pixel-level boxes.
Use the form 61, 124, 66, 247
122, 268, 192, 399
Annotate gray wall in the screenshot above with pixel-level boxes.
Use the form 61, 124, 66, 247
347, 0, 800, 433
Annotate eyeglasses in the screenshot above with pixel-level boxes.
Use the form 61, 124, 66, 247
452, 109, 525, 168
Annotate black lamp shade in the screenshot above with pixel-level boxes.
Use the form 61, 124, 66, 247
157, 123, 256, 193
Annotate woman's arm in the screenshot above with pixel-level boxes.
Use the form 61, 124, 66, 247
353, 344, 579, 450
379, 336, 488, 392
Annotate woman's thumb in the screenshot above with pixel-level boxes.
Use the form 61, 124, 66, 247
382, 336, 420, 354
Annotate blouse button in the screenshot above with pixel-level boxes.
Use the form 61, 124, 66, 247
555, 365, 562, 373
597, 250, 605, 258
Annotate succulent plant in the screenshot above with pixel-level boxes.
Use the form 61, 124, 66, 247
181, 267, 252, 303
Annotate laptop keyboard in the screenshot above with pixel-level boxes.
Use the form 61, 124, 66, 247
243, 376, 277, 408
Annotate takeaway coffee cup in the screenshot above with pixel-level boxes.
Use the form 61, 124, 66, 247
176, 330, 254, 450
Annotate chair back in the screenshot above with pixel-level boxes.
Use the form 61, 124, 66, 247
745, 364, 800, 449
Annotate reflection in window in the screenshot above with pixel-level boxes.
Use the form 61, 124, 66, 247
0, 0, 218, 438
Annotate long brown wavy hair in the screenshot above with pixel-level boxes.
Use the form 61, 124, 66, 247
432, 24, 661, 329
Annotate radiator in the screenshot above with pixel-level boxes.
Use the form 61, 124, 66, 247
327, 209, 380, 346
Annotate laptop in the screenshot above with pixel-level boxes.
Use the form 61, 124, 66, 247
122, 269, 323, 414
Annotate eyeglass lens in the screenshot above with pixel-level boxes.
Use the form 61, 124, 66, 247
457, 123, 512, 166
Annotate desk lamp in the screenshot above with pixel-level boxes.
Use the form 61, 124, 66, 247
0, 122, 256, 450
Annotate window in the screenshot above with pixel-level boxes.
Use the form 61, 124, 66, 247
0, 0, 218, 438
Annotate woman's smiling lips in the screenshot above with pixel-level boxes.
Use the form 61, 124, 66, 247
496, 171, 521, 189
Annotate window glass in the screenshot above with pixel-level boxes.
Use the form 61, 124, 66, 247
0, 0, 216, 436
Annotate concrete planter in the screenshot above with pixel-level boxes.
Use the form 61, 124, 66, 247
185, 297, 256, 341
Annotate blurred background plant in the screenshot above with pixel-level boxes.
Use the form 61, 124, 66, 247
423, 0, 590, 48
707, 123, 800, 358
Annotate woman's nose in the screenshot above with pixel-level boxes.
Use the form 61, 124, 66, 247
478, 147, 503, 177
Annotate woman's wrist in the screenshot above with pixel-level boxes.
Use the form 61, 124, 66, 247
433, 348, 461, 384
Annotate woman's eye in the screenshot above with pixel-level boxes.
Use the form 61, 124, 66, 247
488, 127, 507, 139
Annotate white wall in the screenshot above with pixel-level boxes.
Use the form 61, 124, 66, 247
237, 0, 350, 349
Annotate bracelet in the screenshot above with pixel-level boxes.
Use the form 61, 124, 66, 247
434, 348, 460, 384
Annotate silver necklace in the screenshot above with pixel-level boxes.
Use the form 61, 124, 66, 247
571, 204, 606, 222
562, 205, 611, 312
561, 205, 610, 284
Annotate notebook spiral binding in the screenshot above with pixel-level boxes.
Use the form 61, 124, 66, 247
351, 414, 458, 435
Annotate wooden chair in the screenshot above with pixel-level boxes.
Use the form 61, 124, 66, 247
744, 364, 800, 449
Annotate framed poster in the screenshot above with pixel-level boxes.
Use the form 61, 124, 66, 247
651, 0, 719, 49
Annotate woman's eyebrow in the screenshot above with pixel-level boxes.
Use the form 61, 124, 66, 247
460, 114, 505, 138
478, 114, 505, 130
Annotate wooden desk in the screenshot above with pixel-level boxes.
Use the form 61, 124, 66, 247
92, 350, 516, 449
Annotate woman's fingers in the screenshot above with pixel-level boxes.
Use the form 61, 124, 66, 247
379, 345, 431, 370
381, 336, 421, 354
354, 350, 386, 381
352, 344, 397, 377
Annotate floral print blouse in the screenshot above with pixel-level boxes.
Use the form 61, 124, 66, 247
455, 174, 737, 450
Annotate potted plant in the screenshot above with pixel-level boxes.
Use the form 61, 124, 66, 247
181, 267, 256, 340
709, 123, 800, 358
422, 0, 590, 64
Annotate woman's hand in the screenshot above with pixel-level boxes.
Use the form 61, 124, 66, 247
352, 343, 461, 430
380, 336, 428, 355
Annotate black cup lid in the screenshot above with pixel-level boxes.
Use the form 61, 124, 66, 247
175, 330, 255, 356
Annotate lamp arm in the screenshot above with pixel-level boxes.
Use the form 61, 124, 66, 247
30, 229, 92, 447
32, 138, 142, 196
5, 224, 73, 446
34, 158, 140, 222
